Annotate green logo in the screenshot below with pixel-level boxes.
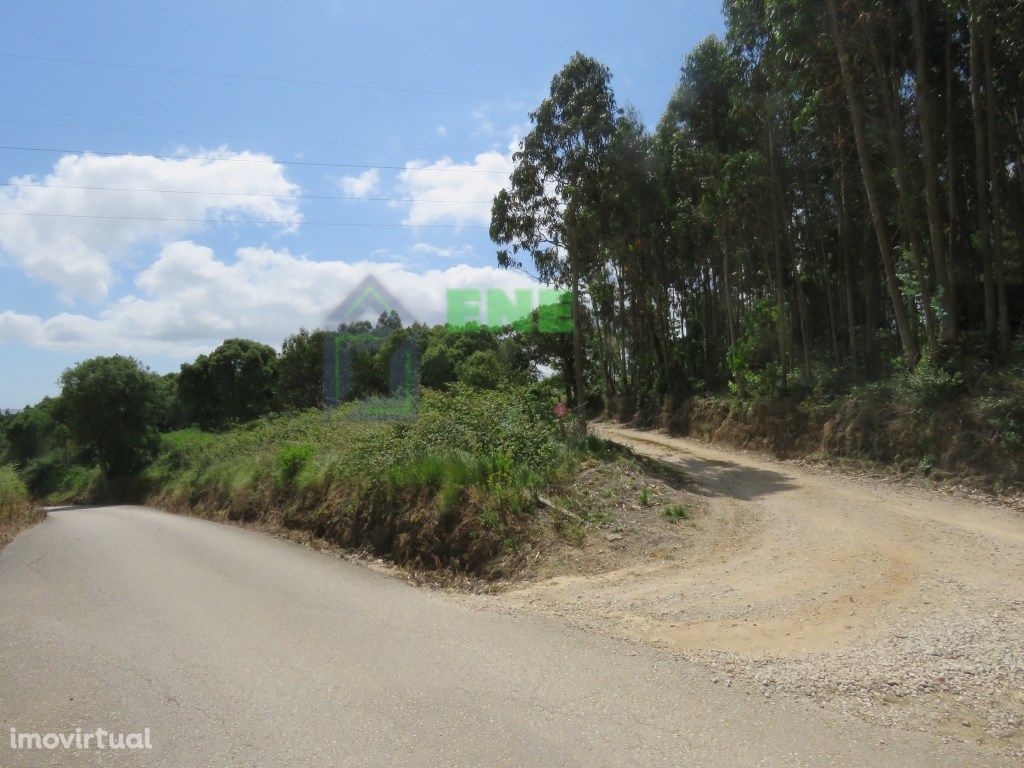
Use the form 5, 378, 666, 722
445, 288, 572, 332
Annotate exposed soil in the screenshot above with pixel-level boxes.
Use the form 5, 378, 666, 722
0, 505, 45, 552
498, 454, 711, 584
483, 423, 1024, 762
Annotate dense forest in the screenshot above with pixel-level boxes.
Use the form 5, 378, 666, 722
493, 0, 1023, 422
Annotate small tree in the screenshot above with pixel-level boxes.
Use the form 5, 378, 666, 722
277, 329, 328, 410
58, 356, 161, 478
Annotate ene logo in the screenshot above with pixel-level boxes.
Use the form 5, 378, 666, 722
446, 288, 572, 332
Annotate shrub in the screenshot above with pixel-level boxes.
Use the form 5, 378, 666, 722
276, 443, 315, 487
896, 354, 965, 408
0, 465, 29, 518
143, 385, 583, 576
663, 504, 692, 522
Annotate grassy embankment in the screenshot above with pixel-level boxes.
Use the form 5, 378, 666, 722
657, 358, 1024, 493
0, 465, 44, 550
143, 385, 595, 577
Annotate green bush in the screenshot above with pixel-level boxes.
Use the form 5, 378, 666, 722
141, 385, 583, 575
276, 443, 315, 487
897, 354, 966, 408
0, 465, 29, 517
663, 504, 692, 522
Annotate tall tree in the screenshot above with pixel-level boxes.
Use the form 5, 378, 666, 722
910, 0, 958, 342
491, 52, 621, 436
827, 0, 919, 364
58, 356, 161, 478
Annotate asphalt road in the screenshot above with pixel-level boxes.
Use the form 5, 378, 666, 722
0, 506, 1003, 767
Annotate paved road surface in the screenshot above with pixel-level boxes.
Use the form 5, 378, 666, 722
0, 506, 1002, 766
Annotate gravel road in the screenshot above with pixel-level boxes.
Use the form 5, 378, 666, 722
493, 425, 1024, 762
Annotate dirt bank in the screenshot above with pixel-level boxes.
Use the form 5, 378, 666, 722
659, 390, 1023, 494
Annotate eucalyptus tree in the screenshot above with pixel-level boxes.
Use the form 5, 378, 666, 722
491, 52, 621, 435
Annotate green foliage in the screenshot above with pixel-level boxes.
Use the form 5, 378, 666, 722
0, 465, 29, 517
663, 504, 692, 522
277, 329, 327, 410
0, 398, 68, 468
420, 343, 457, 388
21, 452, 69, 498
491, 52, 619, 283
58, 356, 163, 478
276, 443, 315, 487
894, 354, 966, 408
456, 349, 505, 389
48, 464, 103, 504
140, 385, 583, 573
179, 338, 279, 429
727, 299, 781, 399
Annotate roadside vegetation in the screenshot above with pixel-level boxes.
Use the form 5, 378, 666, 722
0, 465, 43, 550
144, 385, 589, 576
660, 351, 1024, 492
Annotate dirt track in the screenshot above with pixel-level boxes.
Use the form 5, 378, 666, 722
494, 424, 1024, 759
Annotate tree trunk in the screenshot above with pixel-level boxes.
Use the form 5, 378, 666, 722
868, 19, 938, 350
969, 4, 996, 340
794, 266, 813, 385
827, 0, 919, 365
863, 224, 881, 372
767, 119, 790, 388
982, 16, 1009, 355
721, 228, 736, 348
944, 6, 961, 318
564, 228, 588, 439
838, 157, 858, 374
911, 0, 957, 342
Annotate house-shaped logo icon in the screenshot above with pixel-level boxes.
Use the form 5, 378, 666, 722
322, 274, 419, 419
325, 274, 414, 328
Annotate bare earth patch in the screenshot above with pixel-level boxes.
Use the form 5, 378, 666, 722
0, 506, 46, 552
477, 423, 1024, 763
503, 453, 710, 583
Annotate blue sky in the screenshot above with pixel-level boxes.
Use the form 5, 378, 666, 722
0, 0, 724, 408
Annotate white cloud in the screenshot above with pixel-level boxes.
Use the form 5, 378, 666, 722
410, 242, 474, 260
0, 149, 300, 302
435, 125, 448, 137
0, 241, 540, 359
338, 168, 380, 198
396, 147, 513, 227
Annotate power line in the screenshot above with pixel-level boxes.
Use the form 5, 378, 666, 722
0, 117, 493, 156
0, 180, 493, 205
0, 144, 511, 174
0, 51, 535, 104
0, 52, 662, 114
0, 210, 488, 229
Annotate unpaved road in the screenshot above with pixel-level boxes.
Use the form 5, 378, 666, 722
496, 425, 1024, 759
0, 506, 1005, 766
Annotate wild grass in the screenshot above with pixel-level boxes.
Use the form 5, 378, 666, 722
143, 385, 585, 576
0, 465, 29, 518
663, 503, 692, 523
0, 464, 44, 548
